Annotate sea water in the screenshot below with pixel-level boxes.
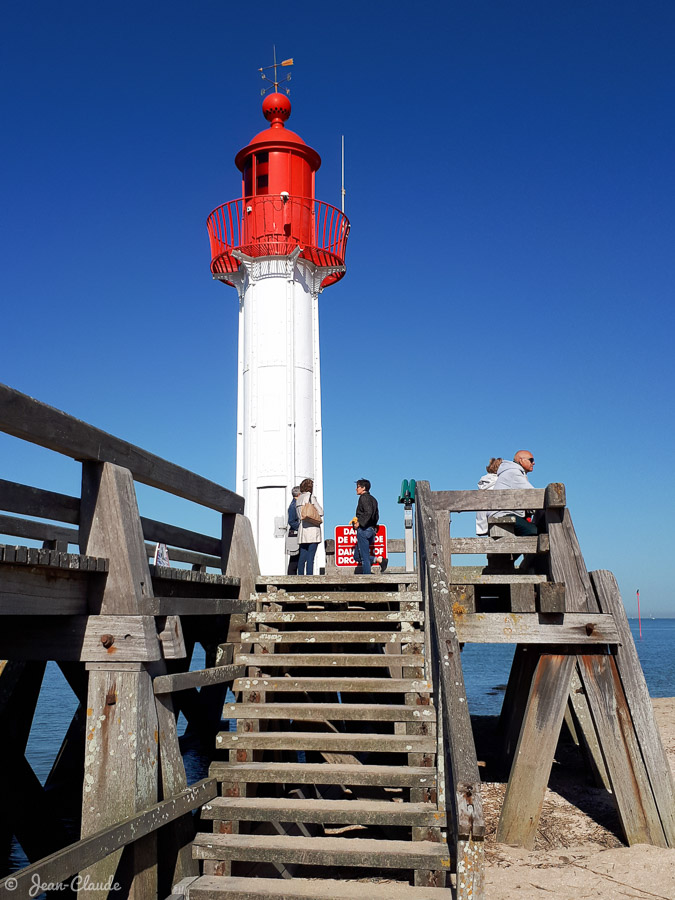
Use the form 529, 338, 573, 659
6, 619, 674, 877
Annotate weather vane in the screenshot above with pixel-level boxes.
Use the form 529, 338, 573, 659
259, 46, 293, 96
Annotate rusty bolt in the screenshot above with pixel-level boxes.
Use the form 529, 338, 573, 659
100, 634, 115, 648
585, 623, 595, 636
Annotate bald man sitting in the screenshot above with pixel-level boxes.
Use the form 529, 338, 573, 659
490, 450, 538, 536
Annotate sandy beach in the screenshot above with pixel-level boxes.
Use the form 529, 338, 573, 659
483, 697, 675, 899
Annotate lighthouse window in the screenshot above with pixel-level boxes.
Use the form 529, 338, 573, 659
257, 174, 268, 189
256, 152, 269, 164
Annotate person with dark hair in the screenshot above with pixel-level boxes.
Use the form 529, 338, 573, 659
350, 479, 386, 575
296, 478, 323, 575
286, 486, 301, 575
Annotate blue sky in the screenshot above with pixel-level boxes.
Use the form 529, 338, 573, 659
2, 1, 674, 616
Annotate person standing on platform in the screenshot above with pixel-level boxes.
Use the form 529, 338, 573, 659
491, 451, 538, 536
286, 486, 301, 575
296, 478, 323, 575
351, 479, 386, 574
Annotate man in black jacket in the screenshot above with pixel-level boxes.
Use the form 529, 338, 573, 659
351, 479, 387, 574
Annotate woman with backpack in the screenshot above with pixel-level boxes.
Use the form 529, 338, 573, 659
296, 477, 323, 575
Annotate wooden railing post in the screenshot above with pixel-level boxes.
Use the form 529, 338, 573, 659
79, 462, 160, 900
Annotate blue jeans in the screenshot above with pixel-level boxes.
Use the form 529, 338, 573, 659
353, 527, 376, 574
298, 542, 318, 575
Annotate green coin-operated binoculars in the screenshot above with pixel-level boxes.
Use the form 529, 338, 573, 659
398, 479, 416, 572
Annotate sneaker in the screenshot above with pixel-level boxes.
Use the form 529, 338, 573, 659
380, 557, 388, 573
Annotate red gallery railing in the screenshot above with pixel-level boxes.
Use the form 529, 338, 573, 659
207, 196, 350, 288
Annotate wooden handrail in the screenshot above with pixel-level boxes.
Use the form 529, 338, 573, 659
0, 384, 244, 514
415, 481, 484, 845
0, 778, 216, 896
0, 478, 80, 523
429, 483, 565, 513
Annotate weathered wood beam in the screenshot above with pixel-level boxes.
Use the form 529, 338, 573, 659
454, 613, 619, 644
0, 564, 90, 615
0, 615, 162, 660
497, 653, 577, 847
140, 517, 221, 557
140, 597, 254, 616
579, 653, 666, 846
590, 569, 675, 845
153, 664, 245, 695
0, 477, 80, 523
430, 488, 546, 512
449, 535, 548, 554
0, 545, 107, 571
545, 506, 595, 612
0, 779, 216, 896
448, 567, 546, 584
0, 512, 78, 546
80, 462, 155, 615
0, 383, 244, 514
546, 505, 669, 847
430, 483, 566, 513
144, 543, 221, 570
416, 481, 485, 851
154, 690, 200, 891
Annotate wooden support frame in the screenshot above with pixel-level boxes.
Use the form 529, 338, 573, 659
428, 479, 672, 860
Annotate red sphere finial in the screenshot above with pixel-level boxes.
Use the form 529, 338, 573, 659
262, 92, 291, 126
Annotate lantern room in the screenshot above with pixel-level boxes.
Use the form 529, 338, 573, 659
236, 93, 320, 203
207, 94, 349, 288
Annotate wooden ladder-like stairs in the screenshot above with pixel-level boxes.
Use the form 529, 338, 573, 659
186, 574, 454, 899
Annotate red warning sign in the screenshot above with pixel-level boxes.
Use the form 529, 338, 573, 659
334, 525, 387, 568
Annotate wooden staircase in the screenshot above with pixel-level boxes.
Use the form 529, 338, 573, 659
187, 573, 456, 898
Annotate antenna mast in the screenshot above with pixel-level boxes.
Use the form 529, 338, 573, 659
341, 135, 345, 213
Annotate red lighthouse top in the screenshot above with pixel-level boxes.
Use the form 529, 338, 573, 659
235, 94, 320, 202
207, 94, 349, 289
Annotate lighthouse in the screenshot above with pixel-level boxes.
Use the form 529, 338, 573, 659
207, 85, 350, 574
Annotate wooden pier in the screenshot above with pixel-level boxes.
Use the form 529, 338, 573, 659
1, 383, 673, 899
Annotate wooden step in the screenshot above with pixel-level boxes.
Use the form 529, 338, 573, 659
187, 875, 450, 900
223, 703, 436, 722
256, 592, 420, 606
235, 653, 424, 668
192, 833, 451, 869
201, 796, 445, 827
248, 611, 424, 624
234, 677, 432, 693
240, 631, 422, 644
257, 575, 418, 588
209, 762, 437, 788
215, 732, 436, 753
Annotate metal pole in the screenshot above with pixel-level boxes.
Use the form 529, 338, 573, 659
341, 135, 345, 213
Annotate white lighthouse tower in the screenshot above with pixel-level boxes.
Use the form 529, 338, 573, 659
207, 85, 350, 574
